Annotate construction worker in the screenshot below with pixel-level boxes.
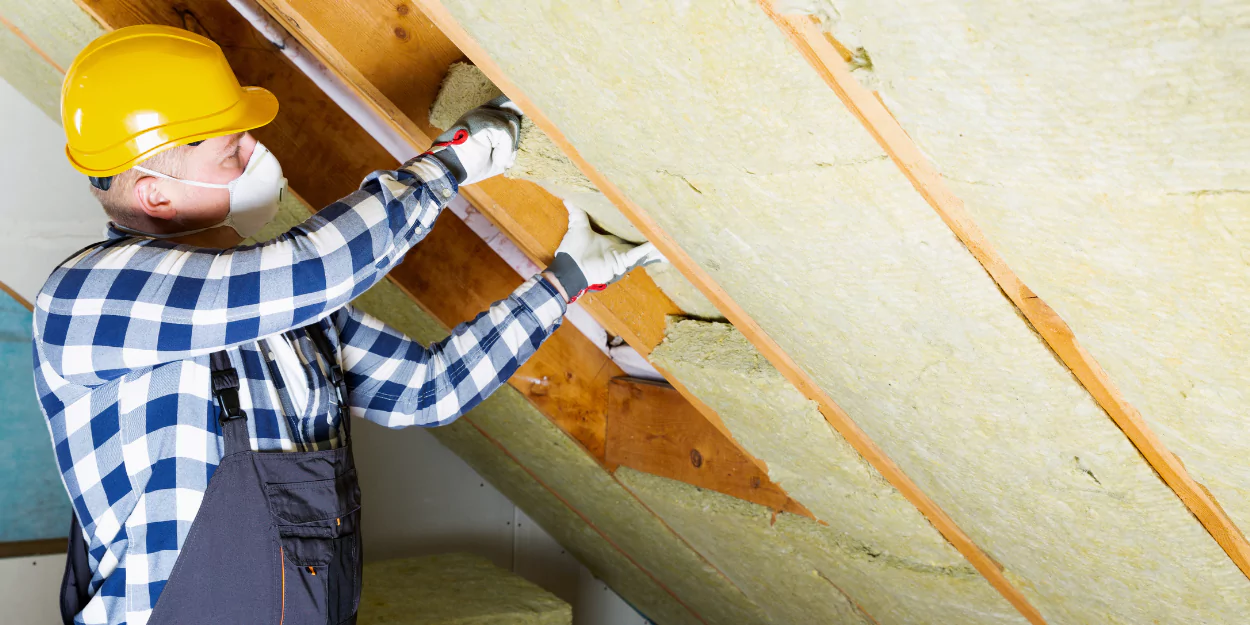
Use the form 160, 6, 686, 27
39, 25, 660, 625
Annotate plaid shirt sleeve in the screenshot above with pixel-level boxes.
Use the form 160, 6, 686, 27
34, 155, 457, 387
335, 275, 567, 427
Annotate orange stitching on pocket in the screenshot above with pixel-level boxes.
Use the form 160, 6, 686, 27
279, 546, 286, 625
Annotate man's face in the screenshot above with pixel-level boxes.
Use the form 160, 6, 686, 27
134, 132, 258, 229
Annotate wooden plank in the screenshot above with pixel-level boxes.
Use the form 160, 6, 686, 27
0, 537, 67, 558
607, 378, 811, 516
0, 280, 32, 312
405, 3, 1046, 624
761, 5, 1250, 586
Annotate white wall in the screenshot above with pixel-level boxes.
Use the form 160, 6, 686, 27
0, 76, 647, 624
0, 78, 106, 304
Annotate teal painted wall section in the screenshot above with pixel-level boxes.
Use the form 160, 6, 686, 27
0, 292, 69, 542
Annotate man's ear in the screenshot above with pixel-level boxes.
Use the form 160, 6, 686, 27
133, 176, 176, 221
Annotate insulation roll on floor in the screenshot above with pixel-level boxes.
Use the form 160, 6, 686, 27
358, 553, 571, 624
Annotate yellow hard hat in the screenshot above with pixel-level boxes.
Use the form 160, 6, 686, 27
62, 25, 279, 178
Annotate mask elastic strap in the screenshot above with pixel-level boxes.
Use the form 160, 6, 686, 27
132, 166, 232, 189
110, 221, 219, 240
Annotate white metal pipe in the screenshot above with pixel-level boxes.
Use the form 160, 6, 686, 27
227, 0, 661, 381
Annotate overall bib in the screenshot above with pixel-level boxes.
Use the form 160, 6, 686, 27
60, 322, 363, 625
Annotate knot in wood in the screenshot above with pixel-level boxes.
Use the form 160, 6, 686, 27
689, 448, 703, 468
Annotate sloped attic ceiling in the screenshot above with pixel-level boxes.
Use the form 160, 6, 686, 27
11, 0, 1250, 623
417, 0, 1250, 623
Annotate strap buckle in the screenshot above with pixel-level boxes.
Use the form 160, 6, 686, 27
209, 352, 247, 424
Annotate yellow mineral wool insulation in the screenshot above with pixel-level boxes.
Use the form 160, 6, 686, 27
430, 62, 638, 238
430, 61, 724, 320
0, 0, 107, 119
618, 468, 1028, 625
617, 469, 871, 625
650, 319, 1026, 625
642, 262, 722, 320
358, 553, 571, 625
434, 1, 1250, 622
813, 0, 1250, 539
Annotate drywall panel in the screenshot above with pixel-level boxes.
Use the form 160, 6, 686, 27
822, 0, 1250, 534
651, 319, 1024, 625
436, 1, 1250, 622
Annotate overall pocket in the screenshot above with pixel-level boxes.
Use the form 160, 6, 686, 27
267, 469, 362, 625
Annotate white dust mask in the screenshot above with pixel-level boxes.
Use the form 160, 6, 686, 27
127, 142, 287, 240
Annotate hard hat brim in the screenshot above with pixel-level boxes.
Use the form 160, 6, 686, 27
66, 86, 280, 177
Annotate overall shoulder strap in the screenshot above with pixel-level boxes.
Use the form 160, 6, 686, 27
209, 351, 250, 456
304, 320, 351, 441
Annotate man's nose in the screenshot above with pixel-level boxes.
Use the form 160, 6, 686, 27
238, 132, 258, 169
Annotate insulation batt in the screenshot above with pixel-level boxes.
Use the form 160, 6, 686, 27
357, 553, 571, 624
430, 62, 724, 319
818, 0, 1250, 547
651, 319, 1026, 625
438, 0, 1250, 622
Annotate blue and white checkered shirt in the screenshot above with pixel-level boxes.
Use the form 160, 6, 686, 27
32, 155, 567, 625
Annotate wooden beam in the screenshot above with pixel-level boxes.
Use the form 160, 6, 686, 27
607, 378, 811, 517
0, 537, 67, 558
404, 3, 1046, 624
0, 279, 32, 311
247, 0, 806, 509
760, 5, 1250, 585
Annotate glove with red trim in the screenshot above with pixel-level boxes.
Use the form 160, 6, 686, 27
425, 95, 522, 185
546, 202, 666, 303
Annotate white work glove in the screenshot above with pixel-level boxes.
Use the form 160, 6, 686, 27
546, 202, 666, 303
425, 96, 522, 185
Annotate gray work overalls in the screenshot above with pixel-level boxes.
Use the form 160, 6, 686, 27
60, 321, 363, 624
